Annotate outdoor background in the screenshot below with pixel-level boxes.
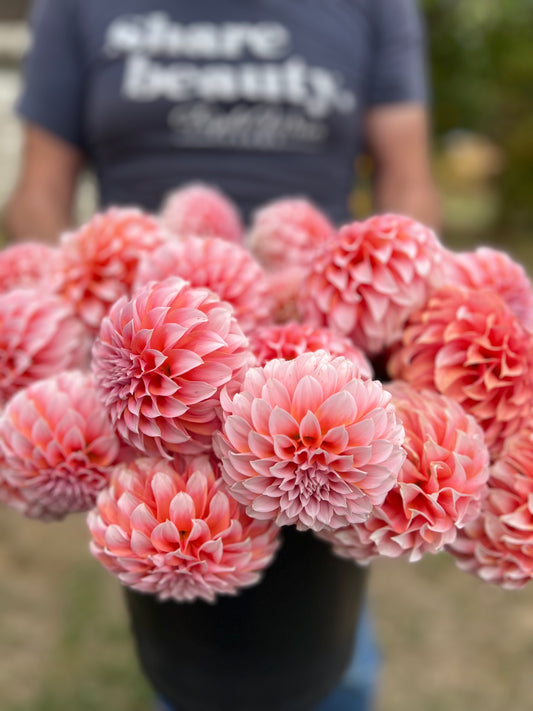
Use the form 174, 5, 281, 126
1, 1, 533, 710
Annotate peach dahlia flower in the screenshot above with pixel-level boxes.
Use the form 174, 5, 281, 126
0, 288, 88, 406
0, 242, 62, 293
92, 277, 254, 458
388, 285, 533, 454
298, 214, 443, 356
135, 236, 271, 334
58, 207, 168, 331
214, 350, 405, 532
442, 246, 533, 332
88, 456, 280, 602
250, 322, 373, 379
0, 371, 120, 520
448, 422, 533, 589
246, 197, 335, 271
160, 183, 244, 244
319, 384, 490, 563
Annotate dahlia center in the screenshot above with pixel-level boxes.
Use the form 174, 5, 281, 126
295, 463, 331, 501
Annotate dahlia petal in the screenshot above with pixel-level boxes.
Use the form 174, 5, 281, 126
151, 520, 181, 552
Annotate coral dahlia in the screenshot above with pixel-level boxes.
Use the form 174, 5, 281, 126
135, 236, 271, 334
160, 183, 244, 244
214, 350, 405, 532
319, 383, 490, 563
57, 207, 168, 331
298, 214, 443, 355
88, 456, 280, 602
92, 277, 254, 458
0, 287, 88, 406
0, 371, 120, 520
0, 242, 62, 293
442, 246, 533, 332
448, 421, 533, 589
250, 322, 373, 379
388, 284, 533, 454
246, 197, 335, 271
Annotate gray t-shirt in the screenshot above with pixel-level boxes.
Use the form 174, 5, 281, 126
18, 0, 427, 223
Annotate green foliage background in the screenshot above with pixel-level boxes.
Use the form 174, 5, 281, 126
421, 0, 533, 234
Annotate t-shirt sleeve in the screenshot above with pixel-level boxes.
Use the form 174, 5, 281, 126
367, 0, 428, 106
17, 0, 86, 149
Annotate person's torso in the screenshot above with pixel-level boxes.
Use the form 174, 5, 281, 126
77, 0, 376, 222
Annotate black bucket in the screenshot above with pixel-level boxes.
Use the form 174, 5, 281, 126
124, 526, 367, 711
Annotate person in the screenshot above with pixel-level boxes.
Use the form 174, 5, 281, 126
1, 1, 441, 709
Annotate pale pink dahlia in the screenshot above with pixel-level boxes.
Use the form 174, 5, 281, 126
88, 456, 280, 602
0, 371, 120, 520
214, 350, 405, 532
388, 285, 533, 454
0, 242, 62, 293
319, 383, 489, 563
250, 322, 373, 378
263, 265, 307, 324
160, 183, 244, 244
298, 214, 444, 355
57, 208, 168, 331
0, 288, 88, 406
92, 277, 254, 458
447, 421, 533, 589
442, 246, 533, 332
135, 236, 271, 334
246, 197, 335, 271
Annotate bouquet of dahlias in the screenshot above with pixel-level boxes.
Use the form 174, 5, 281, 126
2, 184, 533, 709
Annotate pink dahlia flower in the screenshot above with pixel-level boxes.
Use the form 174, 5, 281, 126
442, 246, 533, 332
57, 207, 168, 331
447, 422, 533, 589
0, 288, 88, 406
88, 456, 280, 602
0, 371, 120, 520
298, 214, 444, 356
160, 183, 244, 244
246, 197, 335, 271
135, 236, 271, 334
214, 350, 405, 532
0, 242, 62, 293
92, 277, 254, 458
263, 265, 307, 324
388, 285, 533, 454
319, 383, 490, 563
250, 322, 373, 378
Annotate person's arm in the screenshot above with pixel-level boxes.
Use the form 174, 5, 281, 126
2, 124, 84, 244
364, 0, 441, 230
364, 103, 441, 229
1, 0, 86, 244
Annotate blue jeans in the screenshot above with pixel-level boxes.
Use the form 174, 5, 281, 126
158, 601, 380, 711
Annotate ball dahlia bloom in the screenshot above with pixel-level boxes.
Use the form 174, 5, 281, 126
442, 246, 533, 332
250, 322, 373, 379
92, 277, 254, 458
319, 384, 490, 563
447, 422, 533, 590
57, 207, 168, 331
0, 242, 62, 293
135, 236, 271, 334
246, 197, 335, 271
263, 265, 307, 324
0, 288, 88, 406
0, 371, 120, 520
88, 456, 280, 602
387, 284, 533, 454
298, 214, 444, 355
214, 350, 405, 532
160, 183, 244, 244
